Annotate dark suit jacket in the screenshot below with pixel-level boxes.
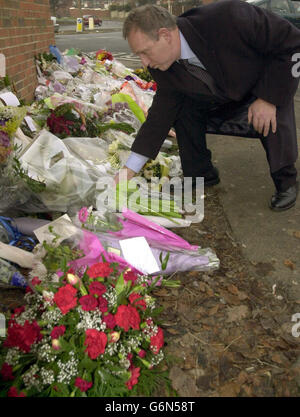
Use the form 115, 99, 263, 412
131, 0, 300, 162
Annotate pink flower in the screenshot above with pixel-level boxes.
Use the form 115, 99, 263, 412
129, 293, 146, 311
7, 386, 26, 397
123, 270, 138, 285
102, 313, 116, 329
1, 363, 14, 381
79, 295, 98, 311
50, 325, 66, 340
98, 296, 108, 312
89, 281, 106, 297
115, 304, 140, 332
126, 366, 140, 390
138, 349, 146, 358
75, 377, 93, 392
31, 276, 41, 286
78, 207, 89, 223
87, 262, 113, 279
53, 284, 77, 315
84, 329, 107, 359
150, 327, 164, 354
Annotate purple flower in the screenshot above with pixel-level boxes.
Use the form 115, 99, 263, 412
0, 131, 10, 147
78, 207, 89, 223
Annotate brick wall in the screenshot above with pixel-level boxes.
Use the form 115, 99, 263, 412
0, 0, 55, 103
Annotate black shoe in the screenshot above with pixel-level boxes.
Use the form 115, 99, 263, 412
192, 166, 220, 188
269, 182, 298, 212
203, 166, 220, 187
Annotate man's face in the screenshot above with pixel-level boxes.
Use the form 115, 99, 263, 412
128, 28, 177, 71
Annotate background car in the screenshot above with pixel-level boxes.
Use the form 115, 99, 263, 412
83, 15, 102, 27
247, 0, 300, 29
50, 16, 59, 33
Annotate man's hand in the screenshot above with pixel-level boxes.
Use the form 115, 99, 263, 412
114, 167, 136, 185
248, 98, 277, 137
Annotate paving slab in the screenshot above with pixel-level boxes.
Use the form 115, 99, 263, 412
207, 93, 300, 301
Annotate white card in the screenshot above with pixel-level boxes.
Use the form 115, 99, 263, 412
119, 236, 160, 275
34, 214, 77, 244
0, 54, 5, 77
0, 92, 20, 106
24, 116, 37, 132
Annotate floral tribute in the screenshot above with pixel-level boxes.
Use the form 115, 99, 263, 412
0, 106, 27, 165
0, 245, 175, 396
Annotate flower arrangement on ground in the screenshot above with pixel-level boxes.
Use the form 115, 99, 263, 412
0, 231, 177, 397
0, 105, 27, 166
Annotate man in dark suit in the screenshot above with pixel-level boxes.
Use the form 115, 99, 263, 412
115, 1, 300, 211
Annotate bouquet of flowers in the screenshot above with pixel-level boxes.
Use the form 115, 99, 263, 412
46, 103, 135, 139
0, 105, 27, 166
0, 228, 177, 397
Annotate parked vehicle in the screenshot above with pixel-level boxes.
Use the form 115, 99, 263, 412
83, 15, 102, 27
247, 0, 300, 29
50, 16, 59, 33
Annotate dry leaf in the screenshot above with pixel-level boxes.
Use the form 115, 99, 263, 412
169, 366, 199, 397
153, 288, 170, 297
208, 305, 220, 316
198, 282, 207, 292
284, 259, 296, 270
166, 328, 181, 335
293, 230, 300, 239
227, 305, 250, 322
227, 284, 239, 295
219, 382, 240, 397
237, 371, 248, 385
271, 352, 285, 365
242, 384, 252, 396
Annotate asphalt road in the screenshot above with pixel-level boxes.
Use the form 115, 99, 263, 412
54, 29, 142, 68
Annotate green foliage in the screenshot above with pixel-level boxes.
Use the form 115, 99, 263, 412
134, 67, 154, 82
13, 153, 46, 193
42, 238, 83, 274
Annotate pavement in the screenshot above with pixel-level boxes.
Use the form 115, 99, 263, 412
207, 91, 300, 301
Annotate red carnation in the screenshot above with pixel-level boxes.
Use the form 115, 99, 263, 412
50, 325, 66, 340
31, 276, 42, 286
84, 329, 107, 359
102, 313, 116, 329
87, 262, 113, 279
4, 320, 43, 353
150, 327, 164, 354
11, 306, 25, 319
75, 377, 93, 392
53, 284, 77, 315
0, 363, 14, 381
89, 281, 106, 297
124, 270, 138, 285
129, 293, 147, 311
98, 296, 108, 312
126, 365, 140, 390
138, 349, 146, 358
7, 386, 26, 397
79, 295, 98, 311
115, 304, 140, 332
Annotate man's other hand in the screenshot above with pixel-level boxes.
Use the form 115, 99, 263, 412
248, 98, 277, 137
114, 167, 136, 185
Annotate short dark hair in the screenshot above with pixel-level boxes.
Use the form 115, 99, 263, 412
123, 5, 177, 40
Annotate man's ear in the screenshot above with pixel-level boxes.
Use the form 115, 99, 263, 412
158, 27, 171, 42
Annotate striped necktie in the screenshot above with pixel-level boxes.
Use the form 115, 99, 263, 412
178, 58, 224, 99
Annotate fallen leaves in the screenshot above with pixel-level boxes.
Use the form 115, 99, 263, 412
227, 305, 250, 323
284, 259, 296, 270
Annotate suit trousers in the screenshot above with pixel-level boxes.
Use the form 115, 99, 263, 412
173, 93, 298, 191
